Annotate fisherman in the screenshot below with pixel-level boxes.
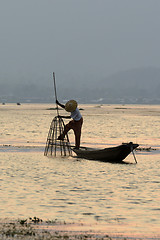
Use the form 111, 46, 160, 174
56, 99, 83, 149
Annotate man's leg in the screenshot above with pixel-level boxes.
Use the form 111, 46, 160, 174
74, 130, 81, 149
73, 118, 83, 149
57, 120, 74, 140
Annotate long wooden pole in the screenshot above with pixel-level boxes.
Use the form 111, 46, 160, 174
53, 72, 59, 116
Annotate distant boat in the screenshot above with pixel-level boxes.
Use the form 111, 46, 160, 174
72, 142, 139, 163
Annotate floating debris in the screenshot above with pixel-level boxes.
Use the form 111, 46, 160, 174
46, 107, 63, 110
114, 107, 128, 109
136, 147, 157, 152
29, 217, 43, 224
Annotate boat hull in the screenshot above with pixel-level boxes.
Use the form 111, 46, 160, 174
72, 142, 139, 163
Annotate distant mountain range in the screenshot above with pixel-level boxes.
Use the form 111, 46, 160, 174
99, 67, 160, 104
1, 67, 160, 104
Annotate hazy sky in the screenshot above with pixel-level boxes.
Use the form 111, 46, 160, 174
1, 0, 160, 84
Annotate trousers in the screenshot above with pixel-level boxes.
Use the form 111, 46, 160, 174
64, 117, 83, 149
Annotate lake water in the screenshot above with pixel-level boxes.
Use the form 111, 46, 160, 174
0, 103, 160, 239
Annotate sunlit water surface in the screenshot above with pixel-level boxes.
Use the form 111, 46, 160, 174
0, 103, 160, 238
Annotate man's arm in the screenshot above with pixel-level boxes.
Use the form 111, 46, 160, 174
58, 115, 71, 119
56, 100, 65, 109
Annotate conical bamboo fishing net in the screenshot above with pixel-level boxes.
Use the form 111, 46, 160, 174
44, 72, 72, 157
44, 116, 72, 157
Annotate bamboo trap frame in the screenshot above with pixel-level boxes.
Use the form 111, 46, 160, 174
44, 116, 72, 157
44, 72, 72, 157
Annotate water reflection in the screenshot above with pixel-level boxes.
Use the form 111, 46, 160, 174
0, 104, 160, 235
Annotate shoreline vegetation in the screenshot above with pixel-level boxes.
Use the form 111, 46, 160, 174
0, 218, 121, 240
0, 218, 159, 240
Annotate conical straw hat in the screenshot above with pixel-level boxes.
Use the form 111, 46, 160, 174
65, 100, 77, 112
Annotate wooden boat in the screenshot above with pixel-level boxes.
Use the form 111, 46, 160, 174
72, 142, 139, 163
